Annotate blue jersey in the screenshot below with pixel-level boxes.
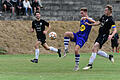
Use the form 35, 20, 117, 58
71, 17, 94, 48
77, 18, 93, 42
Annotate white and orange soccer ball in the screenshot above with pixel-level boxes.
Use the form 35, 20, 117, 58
49, 32, 57, 40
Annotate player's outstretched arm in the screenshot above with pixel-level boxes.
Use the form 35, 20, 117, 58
85, 21, 100, 26
87, 17, 96, 23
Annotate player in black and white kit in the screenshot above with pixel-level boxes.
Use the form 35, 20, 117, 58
83, 5, 117, 70
30, 11, 61, 63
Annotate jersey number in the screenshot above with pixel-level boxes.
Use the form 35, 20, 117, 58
80, 25, 85, 31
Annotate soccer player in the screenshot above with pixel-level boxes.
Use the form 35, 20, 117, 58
30, 11, 61, 63
83, 5, 117, 70
63, 7, 95, 71
111, 33, 119, 53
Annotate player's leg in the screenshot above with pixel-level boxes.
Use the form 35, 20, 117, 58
117, 46, 120, 53
116, 42, 119, 53
111, 41, 114, 53
31, 41, 40, 63
63, 32, 74, 57
83, 42, 99, 70
96, 35, 114, 63
97, 50, 114, 63
83, 42, 114, 70
42, 43, 61, 57
115, 42, 119, 53
73, 45, 80, 71
112, 47, 114, 53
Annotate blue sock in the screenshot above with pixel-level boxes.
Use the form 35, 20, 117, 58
75, 54, 80, 66
64, 37, 70, 50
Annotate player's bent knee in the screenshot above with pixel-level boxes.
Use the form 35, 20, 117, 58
64, 32, 69, 37
64, 32, 73, 37
35, 45, 39, 49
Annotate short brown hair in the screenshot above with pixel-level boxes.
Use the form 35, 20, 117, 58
106, 5, 112, 13
80, 7, 87, 12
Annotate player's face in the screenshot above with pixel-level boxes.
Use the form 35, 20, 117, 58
104, 8, 110, 16
36, 13, 40, 19
80, 11, 86, 17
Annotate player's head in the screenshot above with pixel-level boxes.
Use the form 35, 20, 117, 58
104, 5, 112, 16
80, 7, 87, 17
35, 11, 41, 19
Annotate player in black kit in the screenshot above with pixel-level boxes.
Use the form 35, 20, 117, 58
30, 11, 61, 63
83, 5, 117, 70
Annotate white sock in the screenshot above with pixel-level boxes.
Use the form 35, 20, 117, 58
35, 49, 39, 59
65, 45, 68, 50
89, 53, 97, 64
97, 50, 109, 58
49, 46, 58, 53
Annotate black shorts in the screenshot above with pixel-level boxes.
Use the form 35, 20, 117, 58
111, 40, 119, 48
95, 34, 108, 49
37, 34, 46, 45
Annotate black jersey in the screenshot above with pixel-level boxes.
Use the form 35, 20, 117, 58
99, 15, 115, 35
32, 19, 49, 36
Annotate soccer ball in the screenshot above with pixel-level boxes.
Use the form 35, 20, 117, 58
49, 32, 57, 40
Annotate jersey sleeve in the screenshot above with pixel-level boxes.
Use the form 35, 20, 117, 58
43, 20, 49, 27
32, 21, 35, 29
111, 20, 116, 29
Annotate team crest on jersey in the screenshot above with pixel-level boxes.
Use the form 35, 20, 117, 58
40, 23, 42, 26
80, 25, 86, 31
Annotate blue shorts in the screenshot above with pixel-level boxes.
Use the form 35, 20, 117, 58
71, 32, 86, 48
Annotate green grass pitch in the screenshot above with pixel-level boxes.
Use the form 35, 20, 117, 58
0, 53, 120, 80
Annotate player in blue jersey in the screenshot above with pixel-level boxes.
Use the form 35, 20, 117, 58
83, 5, 117, 70
63, 7, 95, 71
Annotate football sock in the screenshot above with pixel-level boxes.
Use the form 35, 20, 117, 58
49, 46, 58, 53
97, 50, 109, 58
75, 54, 80, 66
64, 37, 70, 50
35, 49, 39, 59
89, 53, 96, 64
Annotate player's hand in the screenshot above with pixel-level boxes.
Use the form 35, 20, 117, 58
81, 17, 87, 20
108, 35, 113, 40
30, 28, 34, 32
43, 31, 48, 34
